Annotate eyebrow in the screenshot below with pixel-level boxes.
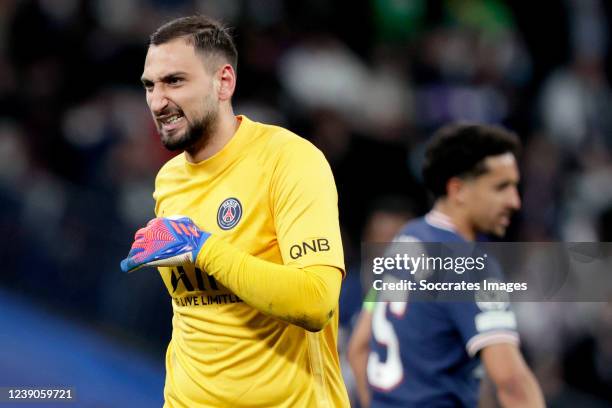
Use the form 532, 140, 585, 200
140, 71, 188, 85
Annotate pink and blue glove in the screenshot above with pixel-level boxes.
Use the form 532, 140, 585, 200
120, 216, 211, 273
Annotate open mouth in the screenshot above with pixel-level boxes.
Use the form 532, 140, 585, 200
158, 113, 185, 131
499, 214, 511, 226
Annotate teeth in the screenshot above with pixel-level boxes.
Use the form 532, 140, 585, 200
162, 114, 182, 124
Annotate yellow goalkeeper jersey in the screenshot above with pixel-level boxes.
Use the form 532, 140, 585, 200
153, 115, 349, 407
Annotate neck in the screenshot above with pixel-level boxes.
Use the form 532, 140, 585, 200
432, 200, 476, 241
185, 105, 239, 163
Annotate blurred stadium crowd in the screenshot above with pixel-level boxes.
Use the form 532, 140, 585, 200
1, 0, 612, 406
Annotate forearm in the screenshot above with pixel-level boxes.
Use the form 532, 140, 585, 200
348, 348, 370, 408
347, 311, 373, 408
196, 235, 342, 331
496, 370, 545, 408
481, 344, 545, 408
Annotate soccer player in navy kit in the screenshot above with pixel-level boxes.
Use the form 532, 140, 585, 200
348, 124, 544, 407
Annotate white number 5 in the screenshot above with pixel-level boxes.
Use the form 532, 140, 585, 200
367, 300, 407, 390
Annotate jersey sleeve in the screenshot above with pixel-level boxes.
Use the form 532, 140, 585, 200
270, 138, 345, 273
443, 251, 518, 356
444, 301, 519, 357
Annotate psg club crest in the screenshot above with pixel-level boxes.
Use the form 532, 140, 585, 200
217, 197, 242, 230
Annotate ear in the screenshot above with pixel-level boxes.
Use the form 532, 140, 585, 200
446, 177, 467, 204
216, 64, 236, 101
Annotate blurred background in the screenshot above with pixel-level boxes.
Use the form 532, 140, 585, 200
1, 0, 611, 406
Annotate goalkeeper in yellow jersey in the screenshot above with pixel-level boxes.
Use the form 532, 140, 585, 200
121, 15, 349, 408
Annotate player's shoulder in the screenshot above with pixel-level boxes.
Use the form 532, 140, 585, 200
396, 217, 431, 241
250, 119, 325, 162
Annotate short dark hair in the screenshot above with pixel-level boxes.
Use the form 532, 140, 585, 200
422, 123, 521, 198
150, 15, 238, 71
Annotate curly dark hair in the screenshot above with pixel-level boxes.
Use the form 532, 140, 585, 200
422, 123, 521, 199
150, 15, 238, 72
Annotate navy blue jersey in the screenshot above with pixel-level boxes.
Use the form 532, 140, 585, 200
368, 211, 519, 408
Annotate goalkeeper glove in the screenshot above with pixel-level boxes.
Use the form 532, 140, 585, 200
120, 216, 210, 273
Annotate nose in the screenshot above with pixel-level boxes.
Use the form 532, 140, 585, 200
148, 85, 169, 115
509, 186, 521, 210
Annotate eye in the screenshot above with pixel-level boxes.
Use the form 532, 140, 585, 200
497, 183, 509, 191
168, 77, 183, 86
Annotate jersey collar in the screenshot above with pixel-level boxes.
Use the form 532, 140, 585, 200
424, 210, 458, 233
183, 115, 253, 177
